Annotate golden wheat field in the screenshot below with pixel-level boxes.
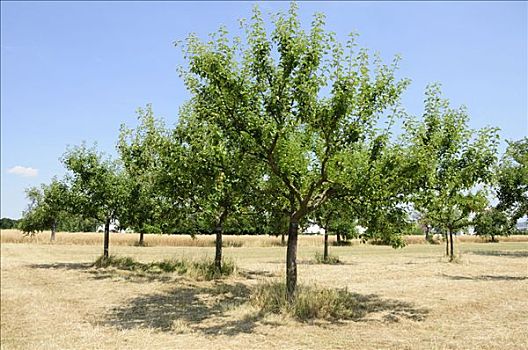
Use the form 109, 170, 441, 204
1, 229, 527, 349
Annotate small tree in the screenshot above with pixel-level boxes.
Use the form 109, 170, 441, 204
158, 106, 261, 271
339, 136, 416, 248
62, 144, 127, 258
118, 104, 169, 245
19, 178, 71, 241
311, 195, 359, 261
474, 208, 511, 242
407, 85, 499, 260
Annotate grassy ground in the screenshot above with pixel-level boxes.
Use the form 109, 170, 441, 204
1, 231, 527, 349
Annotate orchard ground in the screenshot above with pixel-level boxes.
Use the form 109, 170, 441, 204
1, 230, 527, 349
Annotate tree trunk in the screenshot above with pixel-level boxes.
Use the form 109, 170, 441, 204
449, 228, 454, 261
281, 231, 285, 246
425, 226, 430, 242
104, 218, 110, 259
214, 209, 228, 272
214, 224, 223, 271
139, 232, 144, 246
286, 219, 299, 302
323, 225, 329, 262
50, 220, 57, 242
445, 231, 449, 256
336, 232, 341, 244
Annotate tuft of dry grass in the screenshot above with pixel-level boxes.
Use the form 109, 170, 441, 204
250, 280, 428, 321
94, 254, 236, 280
313, 252, 341, 264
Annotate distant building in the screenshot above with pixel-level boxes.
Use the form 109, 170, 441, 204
303, 223, 325, 235
302, 223, 367, 235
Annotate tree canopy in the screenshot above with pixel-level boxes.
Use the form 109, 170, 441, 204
180, 3, 410, 298
405, 84, 499, 260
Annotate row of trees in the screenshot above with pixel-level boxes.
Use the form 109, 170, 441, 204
0, 218, 19, 229
18, 4, 526, 300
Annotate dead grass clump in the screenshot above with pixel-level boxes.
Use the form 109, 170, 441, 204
94, 255, 140, 270
313, 252, 341, 264
94, 255, 236, 280
251, 281, 362, 321
223, 240, 244, 248
188, 258, 237, 280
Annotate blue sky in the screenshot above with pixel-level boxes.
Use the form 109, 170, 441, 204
1, 1, 527, 219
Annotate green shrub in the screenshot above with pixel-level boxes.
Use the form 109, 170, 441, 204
250, 281, 363, 320
368, 235, 406, 248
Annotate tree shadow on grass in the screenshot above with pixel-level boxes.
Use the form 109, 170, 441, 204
441, 273, 527, 282
340, 292, 429, 323
101, 281, 258, 335
29, 262, 176, 283
29, 262, 93, 270
31, 263, 428, 334
238, 269, 277, 280
469, 250, 528, 258
101, 282, 428, 336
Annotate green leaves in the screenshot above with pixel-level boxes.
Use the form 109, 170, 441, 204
18, 178, 72, 234
179, 3, 409, 224
118, 105, 170, 233
496, 137, 528, 221
406, 84, 499, 234
474, 207, 512, 240
62, 144, 127, 223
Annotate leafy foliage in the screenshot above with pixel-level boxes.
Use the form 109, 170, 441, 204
496, 137, 528, 222
62, 144, 127, 224
0, 218, 19, 229
406, 84, 499, 259
18, 178, 72, 239
474, 208, 512, 242
118, 105, 171, 240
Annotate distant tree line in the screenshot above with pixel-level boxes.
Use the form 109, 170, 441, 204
0, 218, 19, 229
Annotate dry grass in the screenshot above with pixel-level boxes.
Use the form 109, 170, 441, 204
1, 229, 288, 247
1, 237, 527, 349
2, 229, 527, 248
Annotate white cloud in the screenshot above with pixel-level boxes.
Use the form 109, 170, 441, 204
7, 166, 38, 177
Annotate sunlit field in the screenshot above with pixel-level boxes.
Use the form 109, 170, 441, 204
2, 229, 528, 247
1, 230, 527, 349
